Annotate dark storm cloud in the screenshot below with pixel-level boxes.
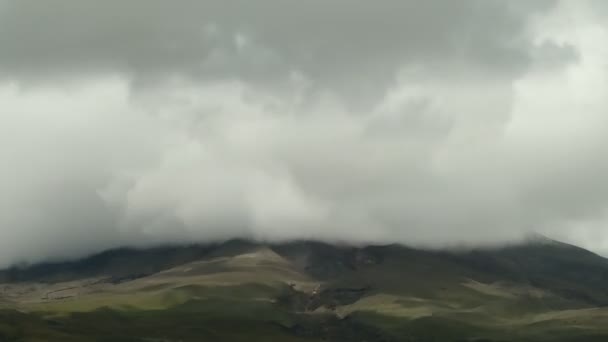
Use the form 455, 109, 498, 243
0, 0, 568, 98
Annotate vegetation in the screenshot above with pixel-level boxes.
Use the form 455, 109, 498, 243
2, 239, 608, 341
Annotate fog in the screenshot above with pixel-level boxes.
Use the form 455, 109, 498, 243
1, 0, 608, 266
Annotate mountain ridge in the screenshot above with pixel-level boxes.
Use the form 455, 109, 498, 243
2, 237, 608, 341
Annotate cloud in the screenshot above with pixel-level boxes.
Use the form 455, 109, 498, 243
1, 0, 608, 266
0, 0, 567, 98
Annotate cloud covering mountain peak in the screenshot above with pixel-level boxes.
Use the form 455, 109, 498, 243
1, 0, 608, 266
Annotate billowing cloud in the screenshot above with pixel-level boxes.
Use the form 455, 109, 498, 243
1, 0, 607, 266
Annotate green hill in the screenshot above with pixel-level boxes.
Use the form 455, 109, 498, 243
2, 238, 608, 341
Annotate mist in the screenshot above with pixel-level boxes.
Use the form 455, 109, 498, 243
2, 0, 608, 267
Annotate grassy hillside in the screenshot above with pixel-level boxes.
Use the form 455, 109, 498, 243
2, 239, 608, 341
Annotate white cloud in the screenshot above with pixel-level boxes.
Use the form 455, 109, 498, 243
2, 1, 608, 266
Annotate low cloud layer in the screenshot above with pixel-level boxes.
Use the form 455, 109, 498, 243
1, 0, 608, 266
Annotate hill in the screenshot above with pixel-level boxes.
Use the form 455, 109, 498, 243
1, 238, 608, 341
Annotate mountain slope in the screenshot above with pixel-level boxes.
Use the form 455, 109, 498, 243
1, 238, 608, 341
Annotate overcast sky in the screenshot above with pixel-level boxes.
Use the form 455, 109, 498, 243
2, 0, 608, 266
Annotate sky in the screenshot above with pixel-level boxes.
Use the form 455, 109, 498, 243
2, 0, 608, 266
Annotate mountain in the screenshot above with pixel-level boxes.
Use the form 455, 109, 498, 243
2, 238, 608, 341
